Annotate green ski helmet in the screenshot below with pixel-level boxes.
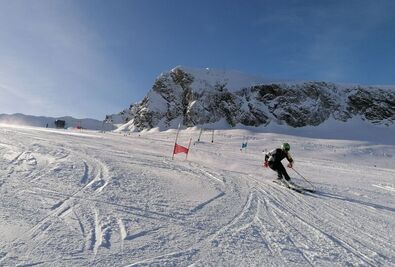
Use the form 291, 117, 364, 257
281, 143, 290, 151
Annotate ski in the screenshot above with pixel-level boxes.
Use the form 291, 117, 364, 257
300, 188, 316, 193
273, 179, 304, 193
273, 179, 316, 194
285, 180, 315, 193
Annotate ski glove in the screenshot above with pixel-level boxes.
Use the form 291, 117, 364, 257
287, 163, 293, 168
264, 161, 269, 168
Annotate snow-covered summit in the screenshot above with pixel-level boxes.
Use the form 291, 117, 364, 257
170, 66, 271, 92
107, 66, 395, 132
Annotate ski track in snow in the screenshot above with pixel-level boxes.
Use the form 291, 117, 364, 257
372, 184, 395, 193
0, 125, 394, 266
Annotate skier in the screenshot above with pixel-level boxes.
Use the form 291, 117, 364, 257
264, 143, 294, 183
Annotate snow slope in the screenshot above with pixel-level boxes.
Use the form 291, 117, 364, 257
0, 124, 394, 266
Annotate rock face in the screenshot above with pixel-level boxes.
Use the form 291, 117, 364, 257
108, 67, 395, 131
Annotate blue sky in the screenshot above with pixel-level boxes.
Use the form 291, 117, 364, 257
0, 0, 394, 119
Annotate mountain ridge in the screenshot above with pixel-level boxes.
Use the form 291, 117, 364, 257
107, 66, 395, 131
0, 113, 114, 131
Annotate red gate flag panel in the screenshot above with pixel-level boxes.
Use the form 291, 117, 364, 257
173, 143, 189, 154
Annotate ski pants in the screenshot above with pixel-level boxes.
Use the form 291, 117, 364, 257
269, 161, 291, 181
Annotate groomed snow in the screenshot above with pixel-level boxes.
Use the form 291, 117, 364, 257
0, 124, 394, 266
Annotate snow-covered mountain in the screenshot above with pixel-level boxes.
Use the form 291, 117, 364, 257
0, 113, 115, 131
0, 124, 394, 266
1, 70, 394, 265
107, 66, 395, 132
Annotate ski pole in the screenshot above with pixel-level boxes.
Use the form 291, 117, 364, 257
291, 167, 316, 190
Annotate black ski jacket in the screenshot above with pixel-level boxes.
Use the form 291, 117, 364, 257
265, 148, 293, 164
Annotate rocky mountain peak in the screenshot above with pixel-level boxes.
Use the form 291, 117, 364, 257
107, 67, 395, 131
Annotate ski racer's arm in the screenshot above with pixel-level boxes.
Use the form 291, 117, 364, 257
264, 149, 276, 162
285, 152, 294, 167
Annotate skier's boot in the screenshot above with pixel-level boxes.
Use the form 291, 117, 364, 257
285, 179, 299, 189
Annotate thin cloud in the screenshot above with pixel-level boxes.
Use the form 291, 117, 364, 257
0, 1, 127, 119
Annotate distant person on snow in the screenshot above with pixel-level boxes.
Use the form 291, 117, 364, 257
264, 143, 294, 182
